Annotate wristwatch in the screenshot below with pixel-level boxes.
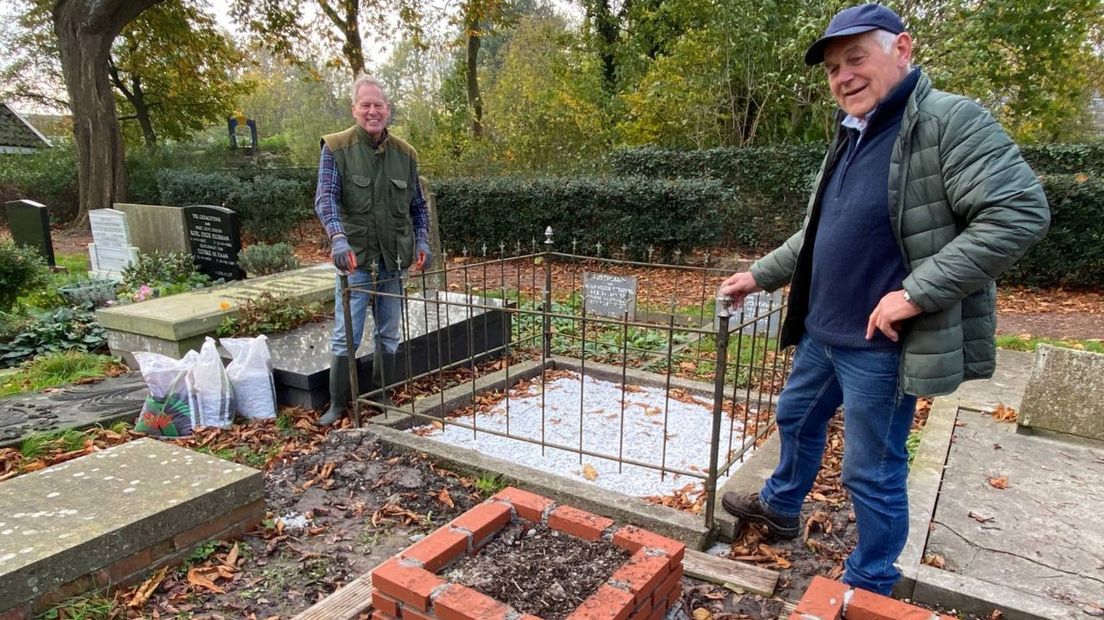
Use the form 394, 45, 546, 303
902, 289, 921, 309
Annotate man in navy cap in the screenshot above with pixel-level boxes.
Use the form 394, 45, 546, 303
720, 3, 1049, 595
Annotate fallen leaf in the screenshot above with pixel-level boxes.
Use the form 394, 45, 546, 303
582, 464, 599, 481
991, 404, 1017, 423
968, 511, 994, 523
692, 608, 713, 620
223, 543, 239, 569
186, 568, 225, 594
437, 488, 455, 508
988, 476, 1009, 489
644, 405, 662, 416
128, 566, 168, 607
922, 553, 946, 569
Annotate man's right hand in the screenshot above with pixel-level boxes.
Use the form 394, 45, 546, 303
331, 235, 357, 272
719, 271, 763, 305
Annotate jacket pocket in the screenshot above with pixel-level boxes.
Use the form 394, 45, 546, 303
389, 178, 409, 217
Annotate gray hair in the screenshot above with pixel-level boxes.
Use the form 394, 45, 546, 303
871, 29, 912, 69
350, 74, 391, 106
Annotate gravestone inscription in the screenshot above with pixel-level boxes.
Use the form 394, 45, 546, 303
583, 272, 637, 319
88, 208, 139, 279
716, 289, 784, 336
4, 199, 55, 267
183, 205, 244, 281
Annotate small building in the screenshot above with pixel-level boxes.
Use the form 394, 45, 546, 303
0, 102, 51, 154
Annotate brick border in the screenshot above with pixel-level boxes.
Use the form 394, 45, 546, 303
370, 486, 686, 620
791, 576, 957, 620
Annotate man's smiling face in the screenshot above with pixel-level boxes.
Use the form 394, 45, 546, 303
823, 30, 911, 118
352, 83, 390, 139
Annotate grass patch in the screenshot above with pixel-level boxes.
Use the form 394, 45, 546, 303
906, 429, 923, 467
996, 334, 1104, 354
0, 351, 124, 397
473, 472, 506, 496
37, 592, 119, 620
20, 429, 89, 460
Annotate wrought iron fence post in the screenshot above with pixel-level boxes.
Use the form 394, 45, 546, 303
340, 273, 361, 427
705, 291, 733, 531
543, 226, 554, 359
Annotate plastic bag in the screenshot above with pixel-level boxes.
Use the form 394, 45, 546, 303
192, 337, 236, 428
133, 351, 199, 437
221, 335, 277, 420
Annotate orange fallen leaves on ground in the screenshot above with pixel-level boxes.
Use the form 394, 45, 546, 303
991, 404, 1017, 423
437, 488, 455, 508
988, 476, 1009, 489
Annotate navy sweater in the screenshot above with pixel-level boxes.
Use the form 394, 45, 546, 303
805, 69, 920, 350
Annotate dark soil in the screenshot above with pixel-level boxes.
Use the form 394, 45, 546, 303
443, 522, 631, 620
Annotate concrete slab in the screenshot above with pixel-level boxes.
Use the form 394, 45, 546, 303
0, 439, 263, 613
1020, 345, 1104, 441
96, 263, 335, 342
923, 408, 1104, 617
113, 203, 189, 255
951, 349, 1034, 412
0, 373, 147, 448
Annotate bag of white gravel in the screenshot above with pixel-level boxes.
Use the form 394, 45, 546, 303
193, 337, 236, 428
221, 335, 277, 419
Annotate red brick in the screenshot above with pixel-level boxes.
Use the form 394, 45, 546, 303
372, 558, 446, 611
518, 616, 543, 620
0, 605, 29, 620
666, 583, 681, 608
401, 527, 470, 572
611, 525, 685, 569
171, 499, 264, 550
400, 606, 434, 620
846, 588, 954, 620
610, 550, 669, 604
372, 592, 401, 616
647, 606, 666, 620
372, 610, 398, 620
652, 565, 683, 608
628, 602, 653, 620
450, 502, 511, 545
492, 486, 555, 523
548, 505, 615, 541
791, 576, 848, 620
433, 584, 510, 620
566, 584, 636, 620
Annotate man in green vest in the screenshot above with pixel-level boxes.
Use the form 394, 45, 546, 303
313, 75, 431, 426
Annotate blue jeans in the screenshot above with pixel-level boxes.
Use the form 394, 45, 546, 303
331, 262, 404, 356
760, 335, 917, 595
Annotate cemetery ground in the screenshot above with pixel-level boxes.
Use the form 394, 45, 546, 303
2, 225, 1102, 619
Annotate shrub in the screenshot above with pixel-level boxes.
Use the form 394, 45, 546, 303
235, 175, 313, 242
118, 251, 212, 301
0, 142, 80, 223
1004, 174, 1104, 288
217, 292, 326, 337
435, 176, 730, 258
1019, 144, 1104, 175
237, 242, 302, 276
0, 306, 107, 368
156, 169, 242, 208
0, 240, 50, 311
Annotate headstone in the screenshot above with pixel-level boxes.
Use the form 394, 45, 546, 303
182, 205, 244, 281
1019, 345, 1104, 441
4, 199, 55, 267
88, 208, 139, 280
716, 290, 784, 336
583, 272, 637, 319
113, 203, 189, 254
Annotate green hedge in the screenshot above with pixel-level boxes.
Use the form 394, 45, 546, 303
434, 176, 730, 258
156, 169, 314, 242
1006, 175, 1103, 288
1020, 144, 1104, 175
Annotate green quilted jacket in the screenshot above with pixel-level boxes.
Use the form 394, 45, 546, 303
751, 72, 1050, 396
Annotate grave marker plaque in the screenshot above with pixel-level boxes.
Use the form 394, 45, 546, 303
583, 272, 637, 319
88, 209, 139, 279
716, 289, 784, 336
4, 199, 55, 267
183, 205, 244, 281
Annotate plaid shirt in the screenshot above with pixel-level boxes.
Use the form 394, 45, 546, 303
313, 136, 429, 244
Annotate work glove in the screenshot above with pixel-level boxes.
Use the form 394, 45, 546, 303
331, 235, 356, 272
416, 238, 433, 271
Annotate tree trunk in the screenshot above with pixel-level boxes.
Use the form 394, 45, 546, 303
319, 0, 365, 77
53, 0, 162, 225
466, 29, 483, 137
130, 77, 158, 148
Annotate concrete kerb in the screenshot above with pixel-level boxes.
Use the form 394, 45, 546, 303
912, 565, 1087, 620
894, 396, 959, 599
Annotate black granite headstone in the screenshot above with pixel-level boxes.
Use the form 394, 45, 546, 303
4, 199, 55, 267
182, 205, 244, 281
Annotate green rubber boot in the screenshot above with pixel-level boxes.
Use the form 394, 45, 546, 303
319, 354, 350, 426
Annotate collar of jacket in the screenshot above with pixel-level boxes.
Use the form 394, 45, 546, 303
355, 125, 391, 152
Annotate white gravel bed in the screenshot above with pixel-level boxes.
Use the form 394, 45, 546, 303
409, 373, 752, 498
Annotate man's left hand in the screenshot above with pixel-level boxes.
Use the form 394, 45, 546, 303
415, 239, 432, 272
866, 290, 923, 342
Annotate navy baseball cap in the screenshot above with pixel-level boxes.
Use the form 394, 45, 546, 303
804, 4, 906, 66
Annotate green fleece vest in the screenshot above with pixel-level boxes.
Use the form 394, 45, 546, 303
321, 125, 417, 272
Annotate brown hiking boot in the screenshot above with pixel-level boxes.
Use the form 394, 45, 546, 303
722, 492, 801, 539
